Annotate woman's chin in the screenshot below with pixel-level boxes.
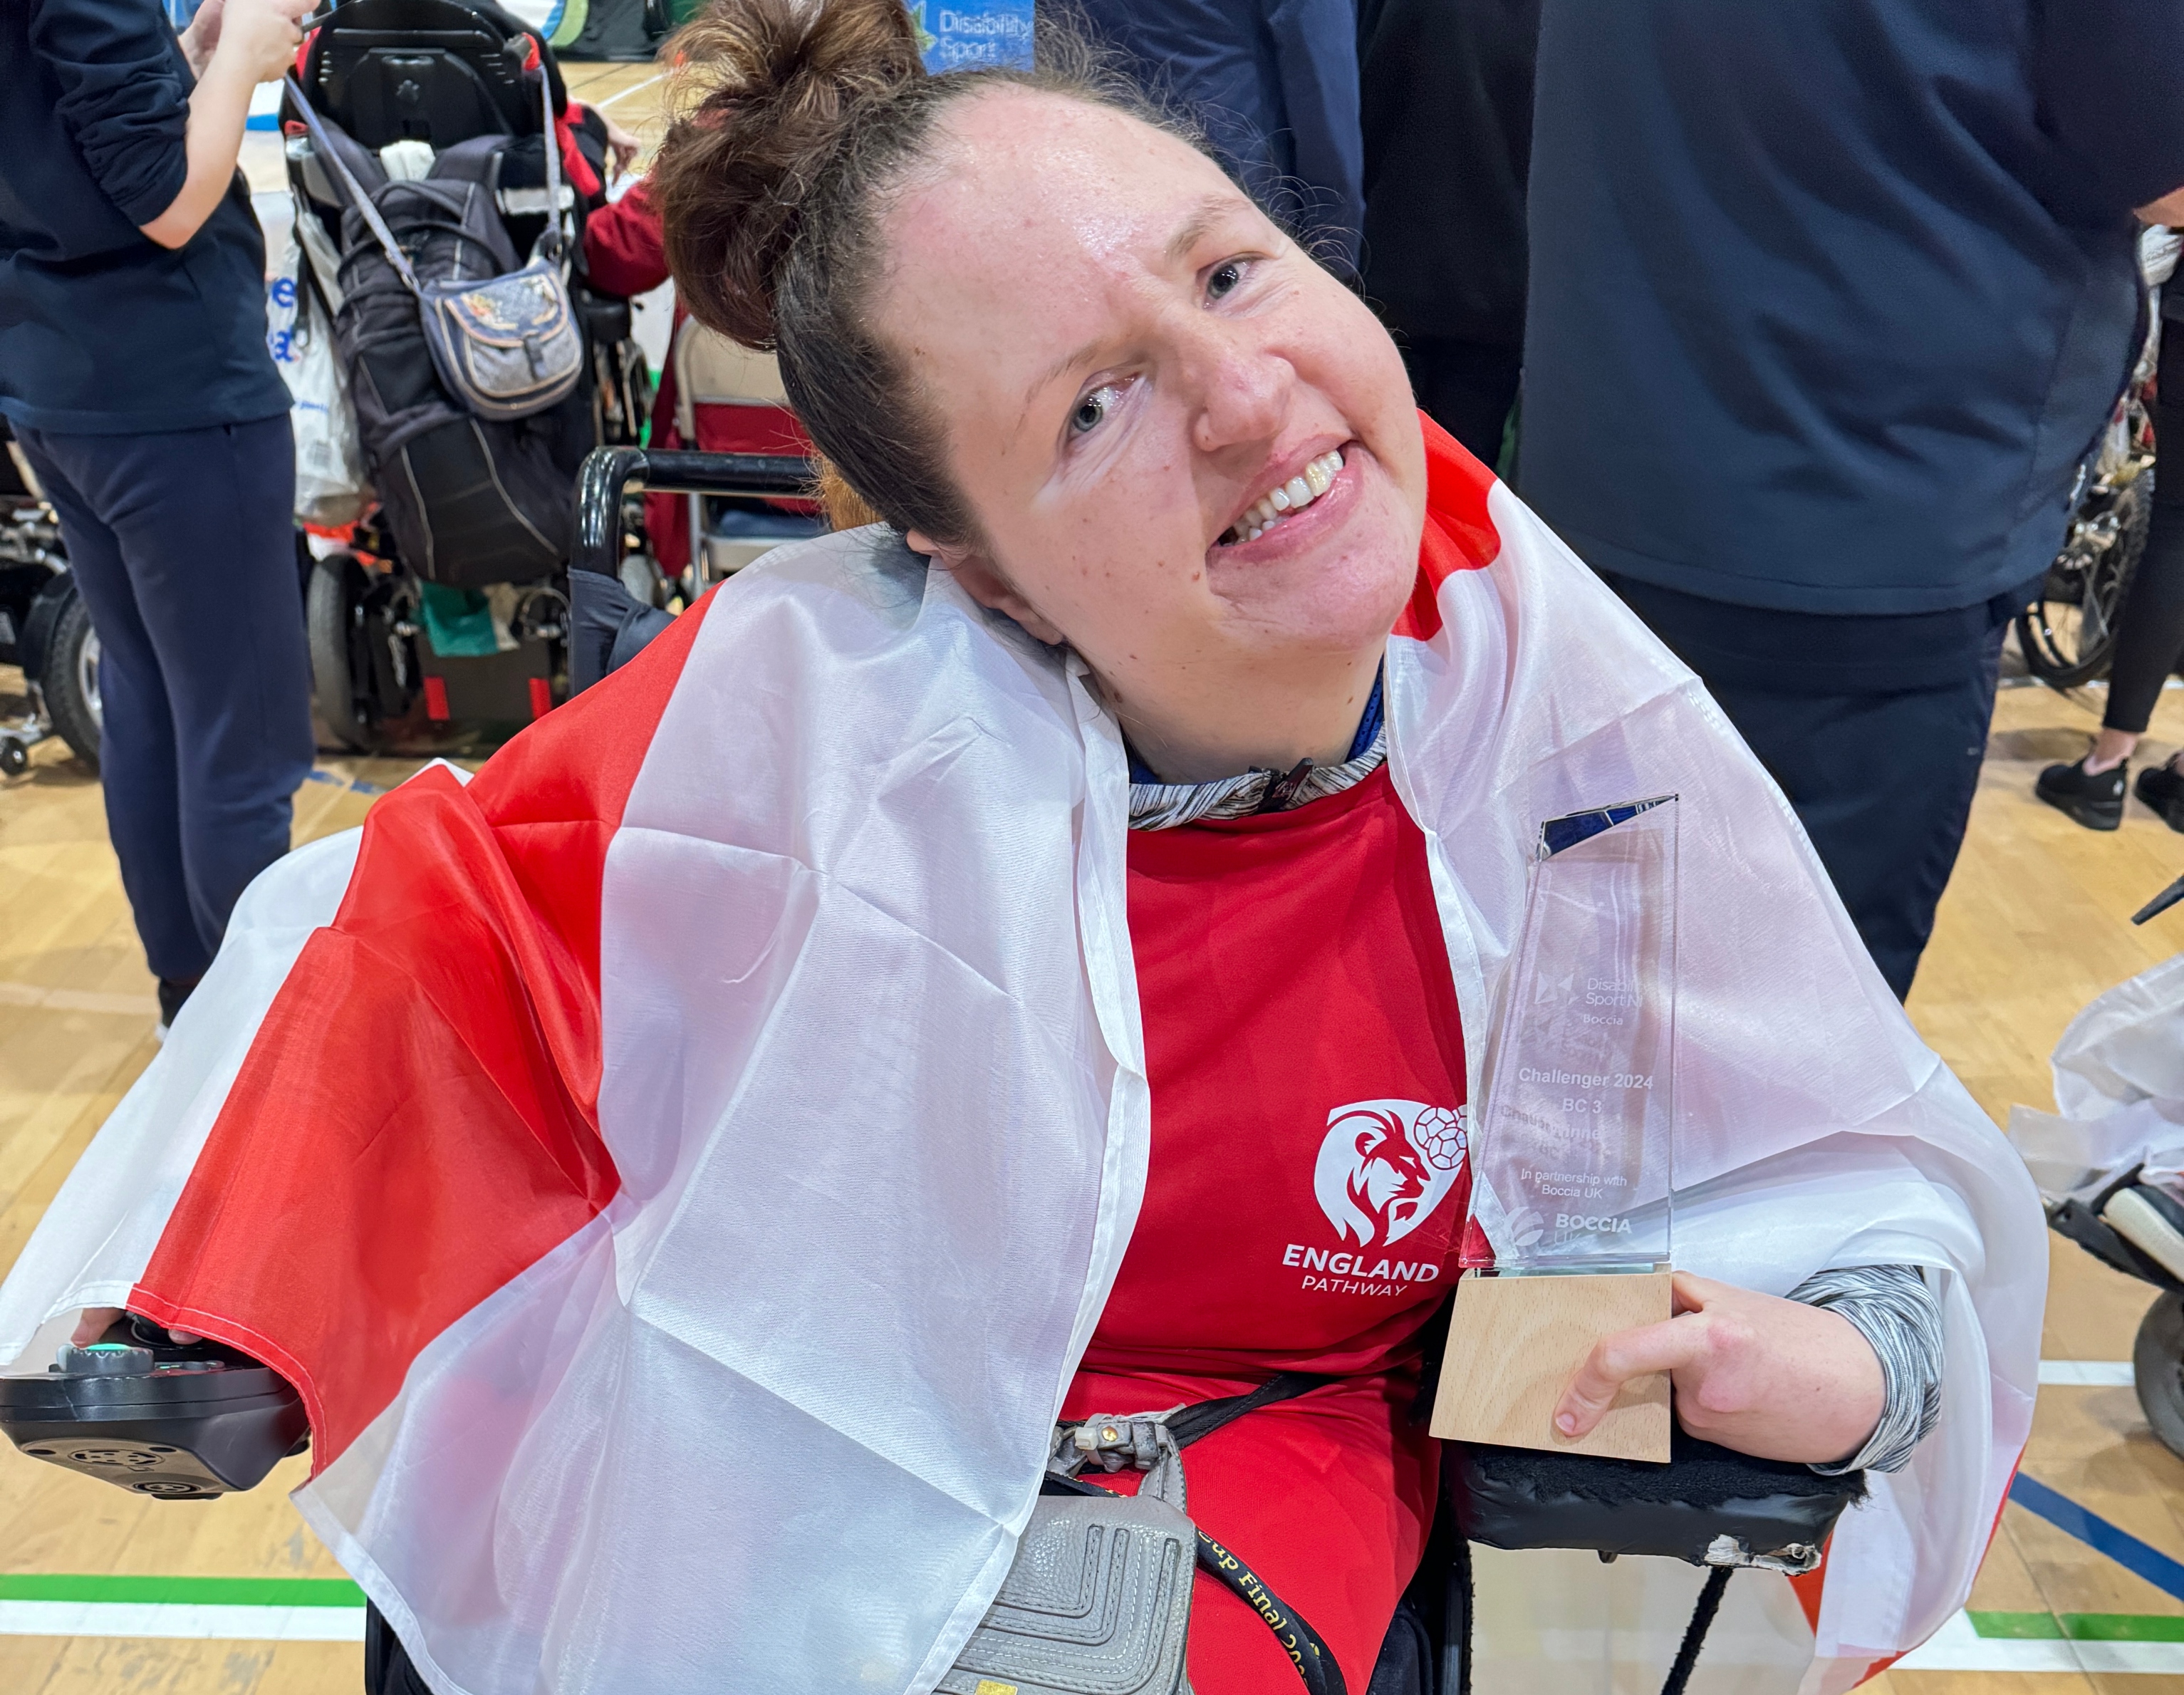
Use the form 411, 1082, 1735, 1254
1203, 487, 1420, 652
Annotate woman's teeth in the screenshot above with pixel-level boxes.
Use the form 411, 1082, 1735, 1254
1222, 449, 1346, 544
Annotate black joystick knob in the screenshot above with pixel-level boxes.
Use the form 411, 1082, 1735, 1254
0, 1317, 308, 1500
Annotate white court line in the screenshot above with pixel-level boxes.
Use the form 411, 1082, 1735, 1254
0, 1601, 363, 1641
593, 72, 665, 109
0, 982, 158, 1017
1896, 1610, 2184, 1674
2041, 1359, 2137, 1386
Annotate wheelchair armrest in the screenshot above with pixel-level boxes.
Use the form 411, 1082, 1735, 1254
2046, 1166, 2184, 1294
1447, 1429, 1866, 1574
569, 444, 820, 690
568, 567, 675, 693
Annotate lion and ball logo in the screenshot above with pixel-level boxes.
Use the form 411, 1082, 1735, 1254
1311, 1099, 1467, 1248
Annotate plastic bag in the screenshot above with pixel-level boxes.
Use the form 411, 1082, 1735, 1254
267, 230, 370, 528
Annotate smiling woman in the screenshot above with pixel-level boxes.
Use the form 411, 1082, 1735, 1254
0, 1, 2042, 1693
650, 1, 1425, 785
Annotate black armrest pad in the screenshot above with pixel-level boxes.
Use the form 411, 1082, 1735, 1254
1448, 1429, 1866, 1567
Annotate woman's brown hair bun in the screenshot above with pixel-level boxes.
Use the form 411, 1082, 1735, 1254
651, 0, 924, 348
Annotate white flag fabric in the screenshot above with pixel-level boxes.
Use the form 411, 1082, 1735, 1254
2008, 953, 2184, 1203
0, 417, 2042, 1694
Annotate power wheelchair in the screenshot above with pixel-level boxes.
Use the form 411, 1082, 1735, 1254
281, 0, 652, 751
0, 420, 100, 775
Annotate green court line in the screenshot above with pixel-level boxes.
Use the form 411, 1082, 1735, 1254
0, 1575, 365, 1607
1970, 1612, 2067, 1639
1969, 1610, 2184, 1642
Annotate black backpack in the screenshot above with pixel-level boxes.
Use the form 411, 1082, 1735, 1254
303, 108, 588, 589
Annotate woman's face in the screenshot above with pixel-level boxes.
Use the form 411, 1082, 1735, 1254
877, 90, 1428, 772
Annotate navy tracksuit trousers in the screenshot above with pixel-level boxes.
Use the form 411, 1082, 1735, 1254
16, 418, 314, 984
1602, 571, 2032, 1002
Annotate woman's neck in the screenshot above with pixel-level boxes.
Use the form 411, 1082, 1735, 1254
1105, 643, 1386, 786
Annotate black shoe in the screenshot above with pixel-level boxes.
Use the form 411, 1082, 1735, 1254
2138, 760, 2184, 832
155, 976, 196, 1035
2037, 757, 2126, 829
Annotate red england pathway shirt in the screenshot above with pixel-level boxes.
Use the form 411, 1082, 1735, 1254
1061, 764, 1473, 1692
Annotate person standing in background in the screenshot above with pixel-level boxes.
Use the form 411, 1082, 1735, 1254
1358, 0, 1539, 466
1, 0, 318, 1031
1517, 0, 2184, 999
1072, 0, 1365, 275
2038, 214, 2184, 831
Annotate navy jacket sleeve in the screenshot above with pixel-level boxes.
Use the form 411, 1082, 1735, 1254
30, 0, 190, 229
2038, 0, 2184, 216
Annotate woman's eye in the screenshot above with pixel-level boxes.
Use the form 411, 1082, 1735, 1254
1071, 384, 1119, 436
1207, 261, 1244, 300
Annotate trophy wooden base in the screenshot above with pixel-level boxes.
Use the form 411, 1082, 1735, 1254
1430, 1269, 1674, 1463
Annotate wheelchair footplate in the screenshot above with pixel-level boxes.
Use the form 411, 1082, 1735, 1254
0, 1316, 307, 1499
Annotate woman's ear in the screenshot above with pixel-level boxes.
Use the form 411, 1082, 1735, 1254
905, 530, 1068, 646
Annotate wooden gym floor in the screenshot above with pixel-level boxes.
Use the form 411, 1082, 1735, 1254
7, 58, 2184, 1695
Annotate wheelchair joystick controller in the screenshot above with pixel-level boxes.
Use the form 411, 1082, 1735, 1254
0, 1316, 308, 1499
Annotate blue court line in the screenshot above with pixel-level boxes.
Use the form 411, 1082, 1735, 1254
306, 767, 386, 796
2009, 1473, 2184, 1604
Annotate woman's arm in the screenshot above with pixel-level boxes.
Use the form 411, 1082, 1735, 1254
1551, 1270, 1891, 1465
581, 177, 672, 297
139, 0, 313, 250
1790, 1264, 1944, 1475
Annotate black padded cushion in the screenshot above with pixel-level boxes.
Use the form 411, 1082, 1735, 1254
1449, 1428, 1866, 1566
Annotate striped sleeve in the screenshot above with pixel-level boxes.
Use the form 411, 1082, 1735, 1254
1790, 1263, 1945, 1476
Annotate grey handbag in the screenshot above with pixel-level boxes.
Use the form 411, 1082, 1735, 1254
284, 73, 583, 422
944, 1375, 1347, 1695
939, 1421, 1197, 1695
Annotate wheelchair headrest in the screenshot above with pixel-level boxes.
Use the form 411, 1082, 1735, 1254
299, 0, 567, 152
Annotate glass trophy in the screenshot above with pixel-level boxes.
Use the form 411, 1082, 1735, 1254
1462, 794, 1679, 1275
1433, 796, 1680, 1461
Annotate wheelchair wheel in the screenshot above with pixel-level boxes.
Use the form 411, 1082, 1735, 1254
308, 552, 416, 754
593, 335, 654, 450
2018, 474, 2151, 688
37, 584, 101, 770
2133, 1290, 2184, 1461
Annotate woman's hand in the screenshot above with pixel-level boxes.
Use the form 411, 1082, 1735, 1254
2139, 186, 2184, 227
72, 1307, 199, 1347
177, 0, 226, 80
1551, 1270, 1884, 1465
601, 115, 642, 182
142, 0, 313, 248
214, 0, 315, 86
